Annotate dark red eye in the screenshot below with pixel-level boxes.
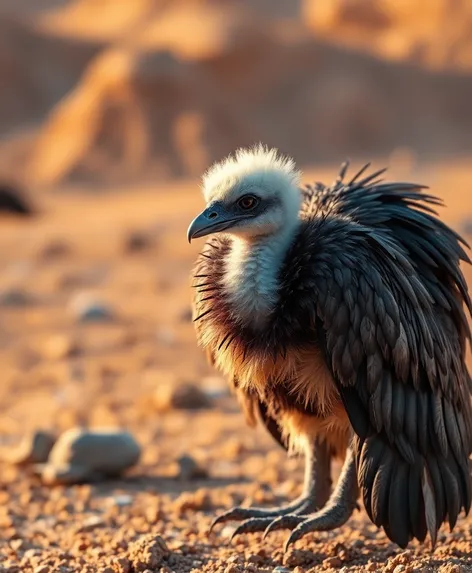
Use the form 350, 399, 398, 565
238, 195, 258, 210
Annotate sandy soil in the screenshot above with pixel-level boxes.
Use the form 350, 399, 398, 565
0, 157, 471, 573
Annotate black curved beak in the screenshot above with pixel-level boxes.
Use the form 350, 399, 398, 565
187, 205, 239, 242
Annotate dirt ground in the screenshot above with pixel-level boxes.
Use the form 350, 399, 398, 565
0, 157, 471, 573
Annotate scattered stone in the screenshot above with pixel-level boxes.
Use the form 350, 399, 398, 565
10, 539, 26, 551
0, 431, 56, 465
75, 515, 106, 533
154, 382, 212, 412
107, 494, 133, 508
176, 455, 208, 481
41, 334, 79, 360
123, 230, 155, 253
221, 438, 246, 458
70, 293, 116, 323
273, 568, 291, 573
127, 535, 170, 572
0, 287, 35, 307
324, 556, 342, 568
37, 428, 141, 485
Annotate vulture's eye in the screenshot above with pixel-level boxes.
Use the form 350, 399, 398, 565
238, 195, 258, 210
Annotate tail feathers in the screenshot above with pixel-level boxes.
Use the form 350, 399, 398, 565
356, 434, 470, 548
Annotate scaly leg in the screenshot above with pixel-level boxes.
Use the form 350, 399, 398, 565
209, 438, 332, 537
263, 445, 359, 551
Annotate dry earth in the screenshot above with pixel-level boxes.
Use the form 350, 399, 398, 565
1, 1, 472, 572
0, 158, 472, 572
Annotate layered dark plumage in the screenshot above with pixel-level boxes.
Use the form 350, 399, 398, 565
191, 162, 472, 547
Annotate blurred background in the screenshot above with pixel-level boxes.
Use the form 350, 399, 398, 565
1, 0, 472, 185
0, 1, 472, 571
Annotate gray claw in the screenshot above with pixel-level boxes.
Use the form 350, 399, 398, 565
230, 517, 274, 540
263, 515, 304, 539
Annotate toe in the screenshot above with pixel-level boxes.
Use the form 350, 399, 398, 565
284, 526, 305, 552
263, 515, 304, 539
209, 508, 250, 533
230, 517, 274, 540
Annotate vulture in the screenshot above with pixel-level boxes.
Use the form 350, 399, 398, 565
187, 145, 472, 550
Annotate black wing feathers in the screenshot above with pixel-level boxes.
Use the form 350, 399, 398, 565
306, 163, 472, 547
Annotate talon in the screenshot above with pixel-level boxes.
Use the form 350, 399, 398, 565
230, 527, 241, 542
229, 517, 274, 540
284, 527, 303, 552
208, 507, 254, 534
263, 515, 304, 539
208, 515, 226, 535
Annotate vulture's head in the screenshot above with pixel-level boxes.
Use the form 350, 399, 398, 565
187, 145, 301, 243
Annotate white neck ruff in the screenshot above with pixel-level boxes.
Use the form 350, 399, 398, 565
223, 223, 299, 328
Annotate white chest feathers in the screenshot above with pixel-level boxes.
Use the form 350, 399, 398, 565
222, 232, 295, 327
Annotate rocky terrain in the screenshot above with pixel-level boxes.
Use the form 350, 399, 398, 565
1, 1, 472, 572
0, 158, 471, 572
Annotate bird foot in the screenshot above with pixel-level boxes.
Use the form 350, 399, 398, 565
226, 499, 360, 542
279, 499, 357, 551
208, 496, 319, 536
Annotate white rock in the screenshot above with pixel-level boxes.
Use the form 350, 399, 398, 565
37, 427, 141, 485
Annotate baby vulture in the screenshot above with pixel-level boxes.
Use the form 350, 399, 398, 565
187, 145, 472, 550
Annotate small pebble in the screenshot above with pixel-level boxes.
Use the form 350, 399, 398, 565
10, 539, 26, 551
154, 382, 212, 411
127, 534, 170, 571
0, 287, 34, 307
37, 427, 141, 485
70, 293, 116, 323
41, 334, 79, 360
0, 430, 56, 465
107, 494, 133, 507
273, 568, 291, 573
324, 556, 342, 568
177, 455, 208, 481
76, 515, 106, 533
124, 230, 155, 253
